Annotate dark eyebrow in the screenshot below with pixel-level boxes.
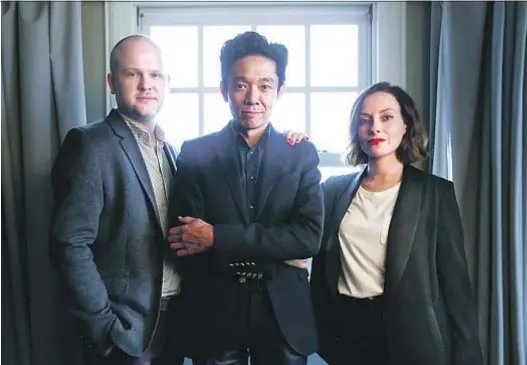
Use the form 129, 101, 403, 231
380, 108, 395, 113
232, 76, 276, 83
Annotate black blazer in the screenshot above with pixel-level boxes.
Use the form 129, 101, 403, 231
49, 110, 178, 356
169, 124, 324, 358
311, 165, 483, 365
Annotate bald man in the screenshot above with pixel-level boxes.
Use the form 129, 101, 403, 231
50, 35, 185, 365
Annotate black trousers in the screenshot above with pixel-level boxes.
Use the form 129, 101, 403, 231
323, 294, 389, 365
84, 300, 185, 365
194, 283, 307, 365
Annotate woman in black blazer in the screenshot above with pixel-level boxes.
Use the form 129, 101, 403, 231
310, 82, 482, 365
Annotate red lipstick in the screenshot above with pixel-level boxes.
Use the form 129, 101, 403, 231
369, 138, 385, 146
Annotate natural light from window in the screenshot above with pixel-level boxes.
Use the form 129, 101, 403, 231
140, 4, 371, 178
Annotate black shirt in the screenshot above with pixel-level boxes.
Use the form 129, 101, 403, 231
231, 121, 270, 222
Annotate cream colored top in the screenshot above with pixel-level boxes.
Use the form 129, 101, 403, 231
337, 183, 401, 298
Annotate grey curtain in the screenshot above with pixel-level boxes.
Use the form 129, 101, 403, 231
430, 2, 526, 365
1, 2, 87, 364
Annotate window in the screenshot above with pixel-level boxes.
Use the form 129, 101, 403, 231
135, 3, 375, 178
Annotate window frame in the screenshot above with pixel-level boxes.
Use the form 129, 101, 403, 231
104, 0, 407, 170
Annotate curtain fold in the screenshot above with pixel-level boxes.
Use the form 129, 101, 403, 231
430, 2, 527, 365
1, 2, 87, 364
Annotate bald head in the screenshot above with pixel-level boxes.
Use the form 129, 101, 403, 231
110, 35, 162, 75
107, 34, 167, 124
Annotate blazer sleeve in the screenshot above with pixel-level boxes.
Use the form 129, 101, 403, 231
169, 141, 205, 225
436, 181, 483, 365
167, 141, 208, 274
213, 143, 324, 261
49, 128, 116, 353
310, 178, 338, 363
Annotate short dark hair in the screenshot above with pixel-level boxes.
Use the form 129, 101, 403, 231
220, 31, 288, 88
345, 82, 428, 166
109, 34, 160, 75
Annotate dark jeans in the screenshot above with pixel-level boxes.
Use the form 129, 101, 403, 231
194, 286, 307, 365
84, 304, 184, 365
323, 294, 389, 365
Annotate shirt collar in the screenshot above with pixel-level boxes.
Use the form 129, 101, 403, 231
119, 112, 166, 146
229, 120, 271, 148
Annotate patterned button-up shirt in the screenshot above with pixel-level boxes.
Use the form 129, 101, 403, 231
122, 114, 181, 297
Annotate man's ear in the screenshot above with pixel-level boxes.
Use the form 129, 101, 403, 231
107, 73, 115, 94
220, 81, 229, 102
277, 84, 286, 99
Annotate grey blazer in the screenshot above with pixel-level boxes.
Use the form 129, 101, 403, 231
49, 109, 178, 356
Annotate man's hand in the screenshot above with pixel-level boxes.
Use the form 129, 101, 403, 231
284, 258, 311, 269
283, 130, 310, 145
168, 216, 214, 256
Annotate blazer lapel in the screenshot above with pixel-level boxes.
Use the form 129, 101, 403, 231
106, 110, 160, 223
164, 143, 177, 176
326, 168, 366, 295
255, 127, 281, 220
383, 165, 423, 295
214, 125, 249, 223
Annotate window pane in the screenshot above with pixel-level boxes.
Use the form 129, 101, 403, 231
310, 25, 359, 87
311, 92, 358, 153
150, 26, 198, 88
157, 93, 199, 149
257, 25, 306, 87
204, 93, 232, 134
203, 26, 252, 87
271, 93, 305, 133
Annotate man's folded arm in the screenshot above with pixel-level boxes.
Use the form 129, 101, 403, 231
49, 128, 116, 353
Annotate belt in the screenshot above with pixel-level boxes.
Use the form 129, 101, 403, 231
337, 294, 384, 308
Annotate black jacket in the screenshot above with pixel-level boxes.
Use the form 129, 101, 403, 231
170, 124, 324, 358
311, 165, 483, 365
